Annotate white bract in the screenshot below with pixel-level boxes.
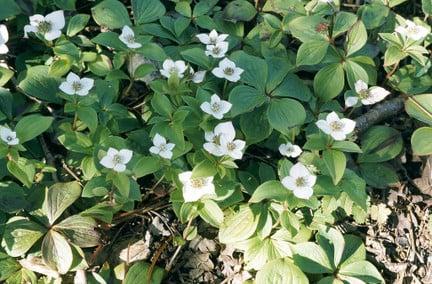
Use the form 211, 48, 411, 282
100, 148, 133, 173
0, 126, 19, 145
212, 58, 244, 82
204, 121, 245, 160
279, 142, 302, 158
119, 26, 142, 49
160, 59, 187, 79
395, 20, 429, 41
281, 163, 316, 199
179, 171, 216, 202
196, 29, 228, 45
316, 111, 356, 141
189, 68, 206, 83
24, 10, 65, 41
59, 72, 94, 96
0, 25, 9, 54
149, 133, 175, 160
205, 42, 229, 58
345, 80, 390, 107
200, 94, 232, 120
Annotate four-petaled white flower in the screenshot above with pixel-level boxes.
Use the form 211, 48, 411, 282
100, 147, 133, 172
0, 126, 19, 145
160, 59, 187, 79
119, 25, 142, 49
279, 142, 302, 158
316, 111, 356, 141
212, 58, 244, 82
346, 80, 390, 107
24, 10, 65, 41
179, 171, 216, 202
0, 25, 9, 54
282, 163, 316, 199
149, 133, 175, 160
196, 29, 228, 45
205, 42, 229, 58
59, 72, 94, 96
204, 121, 245, 160
395, 20, 429, 41
189, 68, 206, 83
200, 94, 232, 120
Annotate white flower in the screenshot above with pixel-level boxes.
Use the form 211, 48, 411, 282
100, 147, 133, 173
179, 171, 216, 202
219, 136, 246, 160
119, 25, 142, 49
212, 58, 244, 82
316, 111, 356, 141
346, 80, 390, 107
395, 20, 429, 41
189, 68, 206, 83
59, 72, 94, 96
149, 133, 175, 160
281, 163, 316, 199
160, 59, 187, 79
200, 94, 232, 119
203, 121, 245, 160
24, 10, 65, 41
279, 142, 302, 158
0, 25, 9, 54
196, 29, 228, 45
0, 126, 19, 145
204, 121, 236, 156
205, 42, 229, 58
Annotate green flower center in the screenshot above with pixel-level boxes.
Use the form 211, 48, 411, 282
37, 21, 52, 34
125, 34, 135, 43
190, 178, 205, 188
330, 121, 343, 131
227, 142, 236, 151
358, 90, 370, 100
72, 81, 82, 92
295, 177, 306, 187
224, 67, 234, 76
211, 103, 221, 113
113, 155, 123, 164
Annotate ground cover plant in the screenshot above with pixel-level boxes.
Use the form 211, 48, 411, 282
0, 0, 431, 283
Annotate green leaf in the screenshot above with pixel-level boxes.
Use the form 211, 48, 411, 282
271, 74, 312, 102
293, 242, 334, 274
339, 170, 368, 211
124, 261, 165, 284
340, 235, 366, 267
54, 215, 99, 248
344, 59, 369, 89
0, 0, 21, 21
132, 0, 166, 24
67, 14, 90, 37
423, 0, 432, 15
346, 21, 367, 56
223, 0, 257, 22
317, 227, 345, 268
43, 182, 82, 225
42, 230, 73, 274
405, 94, 432, 126
384, 46, 406, 67
229, 85, 267, 117
198, 199, 224, 227
7, 159, 35, 188
359, 162, 399, 189
331, 141, 362, 153
230, 51, 268, 93
0, 252, 21, 281
323, 150, 346, 185
0, 182, 27, 213
91, 0, 132, 29
0, 66, 14, 87
18, 66, 62, 103
267, 98, 306, 134
249, 180, 289, 203
77, 106, 98, 132
219, 205, 260, 243
358, 126, 403, 163
192, 159, 217, 178
332, 12, 358, 37
133, 156, 161, 178
54, 0, 76, 10
296, 41, 329, 66
411, 127, 432, 155
180, 48, 211, 69
151, 93, 173, 117
339, 261, 384, 283
240, 105, 272, 144
314, 63, 345, 102
136, 43, 167, 61
92, 31, 127, 50
175, 2, 192, 17
1, 216, 46, 257
289, 15, 328, 43
255, 258, 308, 284
15, 114, 53, 144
